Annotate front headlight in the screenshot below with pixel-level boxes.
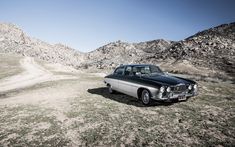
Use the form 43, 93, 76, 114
193, 84, 197, 90
188, 85, 192, 90
166, 87, 171, 92
159, 87, 165, 93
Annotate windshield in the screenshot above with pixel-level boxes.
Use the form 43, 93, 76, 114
150, 65, 164, 74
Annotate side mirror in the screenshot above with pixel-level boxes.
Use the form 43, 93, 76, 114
136, 72, 142, 77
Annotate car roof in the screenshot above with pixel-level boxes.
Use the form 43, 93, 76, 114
118, 64, 154, 67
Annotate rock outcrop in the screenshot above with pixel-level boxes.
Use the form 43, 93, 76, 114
83, 39, 173, 69
148, 22, 235, 77
0, 23, 84, 68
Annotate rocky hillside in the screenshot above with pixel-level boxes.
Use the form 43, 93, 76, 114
147, 22, 235, 77
85, 22, 235, 78
83, 39, 173, 69
0, 22, 234, 79
0, 23, 84, 67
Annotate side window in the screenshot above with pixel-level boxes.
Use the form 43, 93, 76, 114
144, 66, 151, 74
132, 66, 139, 76
133, 66, 150, 75
124, 66, 132, 76
114, 67, 124, 75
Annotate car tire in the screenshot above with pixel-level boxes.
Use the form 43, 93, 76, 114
141, 89, 152, 105
108, 85, 115, 94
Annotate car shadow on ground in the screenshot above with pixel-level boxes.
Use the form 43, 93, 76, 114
87, 87, 176, 107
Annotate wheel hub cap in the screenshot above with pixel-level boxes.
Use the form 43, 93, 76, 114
143, 92, 149, 103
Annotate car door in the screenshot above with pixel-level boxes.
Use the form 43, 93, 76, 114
111, 66, 125, 91
123, 65, 152, 98
118, 66, 139, 98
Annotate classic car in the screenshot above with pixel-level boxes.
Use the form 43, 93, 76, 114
104, 64, 198, 105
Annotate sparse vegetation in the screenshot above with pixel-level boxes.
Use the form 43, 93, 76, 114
0, 56, 234, 146
0, 53, 23, 79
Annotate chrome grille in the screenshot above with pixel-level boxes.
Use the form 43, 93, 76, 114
172, 84, 187, 93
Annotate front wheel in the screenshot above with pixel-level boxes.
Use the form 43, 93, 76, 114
141, 89, 152, 105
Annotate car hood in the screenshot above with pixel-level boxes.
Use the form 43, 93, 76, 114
142, 74, 191, 85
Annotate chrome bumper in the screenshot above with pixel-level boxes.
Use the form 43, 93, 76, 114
152, 91, 197, 101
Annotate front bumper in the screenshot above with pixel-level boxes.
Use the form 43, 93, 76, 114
152, 91, 197, 101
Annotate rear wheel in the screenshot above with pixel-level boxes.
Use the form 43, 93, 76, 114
108, 85, 115, 94
141, 89, 152, 105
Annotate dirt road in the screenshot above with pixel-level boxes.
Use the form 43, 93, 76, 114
0, 57, 76, 92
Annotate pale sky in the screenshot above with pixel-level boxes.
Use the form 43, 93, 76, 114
0, 0, 234, 52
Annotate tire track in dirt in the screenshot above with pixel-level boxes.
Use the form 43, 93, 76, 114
0, 57, 76, 92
